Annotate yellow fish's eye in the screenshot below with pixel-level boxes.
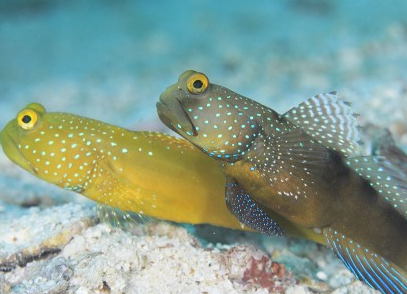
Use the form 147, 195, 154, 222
186, 72, 209, 94
17, 109, 38, 130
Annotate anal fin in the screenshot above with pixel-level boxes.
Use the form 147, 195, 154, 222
324, 228, 407, 294
225, 181, 284, 237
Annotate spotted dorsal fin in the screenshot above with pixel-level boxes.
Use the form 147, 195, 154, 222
284, 92, 361, 157
372, 129, 407, 175
347, 156, 407, 218
324, 228, 407, 294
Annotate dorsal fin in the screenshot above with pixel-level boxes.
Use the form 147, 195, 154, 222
324, 228, 407, 294
347, 156, 407, 218
284, 92, 361, 157
372, 128, 407, 175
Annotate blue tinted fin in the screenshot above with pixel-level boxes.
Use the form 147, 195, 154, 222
225, 181, 284, 236
347, 156, 407, 217
284, 92, 361, 157
324, 228, 407, 294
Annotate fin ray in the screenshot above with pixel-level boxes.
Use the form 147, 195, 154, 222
347, 156, 407, 218
96, 204, 150, 229
225, 180, 284, 236
284, 92, 361, 157
248, 123, 339, 200
372, 128, 407, 174
324, 228, 407, 294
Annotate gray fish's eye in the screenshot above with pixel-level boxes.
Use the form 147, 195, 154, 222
186, 73, 209, 94
193, 80, 203, 89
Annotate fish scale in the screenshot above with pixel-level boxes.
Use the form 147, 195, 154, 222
157, 70, 407, 294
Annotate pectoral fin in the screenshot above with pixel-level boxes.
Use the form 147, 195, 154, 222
225, 180, 284, 237
324, 228, 407, 294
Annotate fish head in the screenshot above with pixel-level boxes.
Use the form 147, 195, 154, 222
0, 103, 96, 189
157, 70, 260, 160
1, 103, 47, 176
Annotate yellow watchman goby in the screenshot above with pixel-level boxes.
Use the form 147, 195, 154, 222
0, 102, 323, 243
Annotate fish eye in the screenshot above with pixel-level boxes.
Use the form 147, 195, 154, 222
186, 72, 209, 94
17, 109, 38, 130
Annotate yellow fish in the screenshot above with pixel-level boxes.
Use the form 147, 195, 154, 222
0, 103, 322, 242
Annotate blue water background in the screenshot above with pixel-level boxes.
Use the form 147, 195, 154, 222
0, 0, 406, 130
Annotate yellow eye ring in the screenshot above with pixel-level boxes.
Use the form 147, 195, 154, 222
186, 72, 209, 94
17, 109, 38, 130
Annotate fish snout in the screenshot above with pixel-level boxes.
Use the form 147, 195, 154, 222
0, 127, 10, 155
0, 124, 35, 174
157, 91, 196, 137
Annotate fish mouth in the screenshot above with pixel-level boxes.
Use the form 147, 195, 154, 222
0, 127, 36, 175
156, 92, 197, 137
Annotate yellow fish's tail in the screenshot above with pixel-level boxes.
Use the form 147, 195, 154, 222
324, 228, 407, 294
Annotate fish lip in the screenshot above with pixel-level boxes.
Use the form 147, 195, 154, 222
157, 94, 197, 136
0, 128, 37, 175
156, 99, 177, 133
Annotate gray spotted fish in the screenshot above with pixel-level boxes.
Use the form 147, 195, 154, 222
157, 70, 407, 294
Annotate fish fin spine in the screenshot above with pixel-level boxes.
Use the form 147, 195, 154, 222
284, 92, 361, 157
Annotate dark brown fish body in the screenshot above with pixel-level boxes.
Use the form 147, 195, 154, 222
157, 70, 407, 293
221, 109, 407, 268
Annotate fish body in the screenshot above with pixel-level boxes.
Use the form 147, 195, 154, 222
0, 103, 323, 242
157, 70, 407, 293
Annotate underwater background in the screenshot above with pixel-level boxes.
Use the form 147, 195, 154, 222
1, 0, 407, 293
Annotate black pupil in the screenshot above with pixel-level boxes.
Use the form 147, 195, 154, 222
22, 115, 32, 124
193, 79, 203, 89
